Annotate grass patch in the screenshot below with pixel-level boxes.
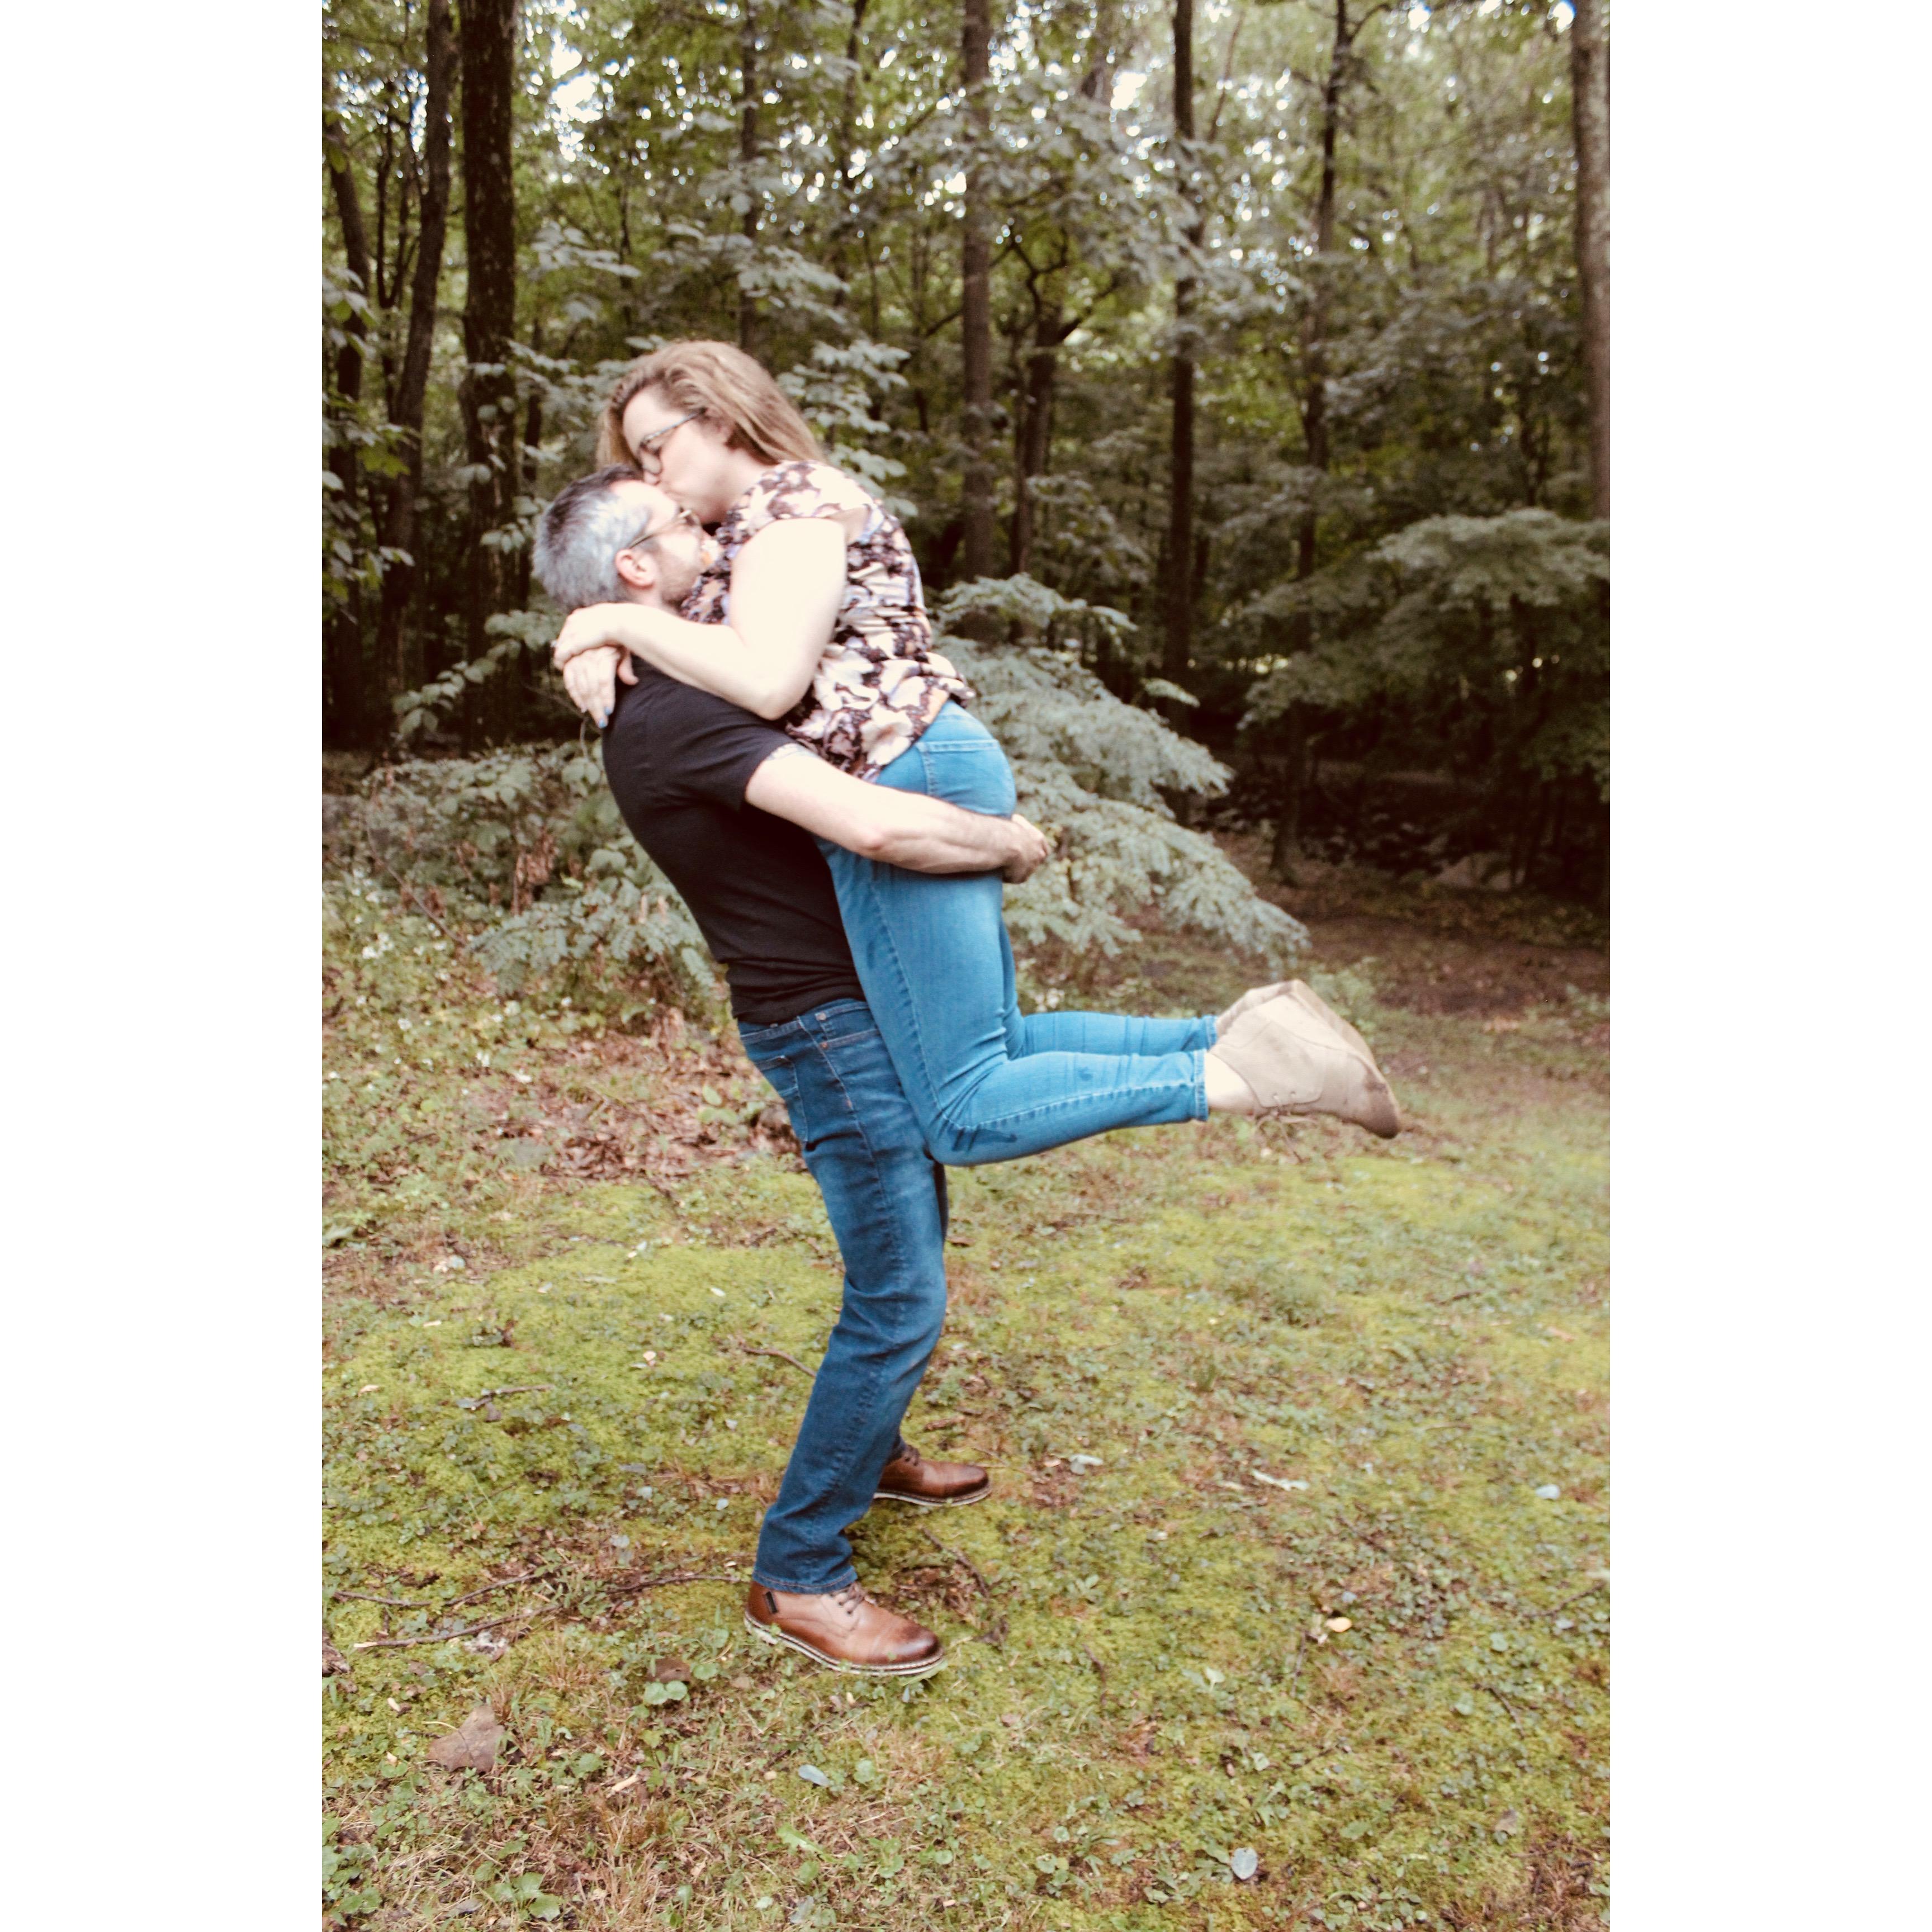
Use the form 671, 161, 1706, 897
324, 865, 1607, 1930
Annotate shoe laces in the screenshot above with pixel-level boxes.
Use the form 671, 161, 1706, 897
828, 1581, 869, 1621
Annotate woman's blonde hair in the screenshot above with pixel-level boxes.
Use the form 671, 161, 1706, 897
596, 340, 821, 468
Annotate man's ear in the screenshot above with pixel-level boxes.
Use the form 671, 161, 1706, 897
613, 546, 657, 595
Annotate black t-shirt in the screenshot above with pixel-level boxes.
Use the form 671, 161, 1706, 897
600, 665, 865, 1024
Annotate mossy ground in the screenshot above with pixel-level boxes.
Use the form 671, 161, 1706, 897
323, 860, 1608, 1931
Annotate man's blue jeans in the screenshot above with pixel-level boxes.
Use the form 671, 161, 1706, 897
737, 999, 949, 1594
818, 701, 1216, 1166
737, 992, 1216, 1594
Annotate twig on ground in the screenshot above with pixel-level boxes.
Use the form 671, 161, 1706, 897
608, 1570, 740, 1596
921, 1527, 992, 1597
351, 1608, 548, 1652
741, 1343, 813, 1377
1432, 1287, 1483, 1305
455, 1385, 553, 1409
1483, 1683, 1526, 1732
445, 1568, 548, 1611
1550, 1578, 1609, 1613
1287, 1626, 1311, 1692
333, 1590, 433, 1609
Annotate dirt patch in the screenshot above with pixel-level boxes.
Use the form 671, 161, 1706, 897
1215, 832, 1608, 1021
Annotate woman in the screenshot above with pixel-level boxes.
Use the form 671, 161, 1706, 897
550, 340, 1399, 1159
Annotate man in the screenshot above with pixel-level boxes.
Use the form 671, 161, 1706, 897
533, 466, 1052, 1678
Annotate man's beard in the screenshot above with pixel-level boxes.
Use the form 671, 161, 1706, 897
656, 532, 716, 611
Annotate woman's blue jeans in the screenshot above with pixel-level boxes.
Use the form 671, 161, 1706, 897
817, 701, 1215, 1166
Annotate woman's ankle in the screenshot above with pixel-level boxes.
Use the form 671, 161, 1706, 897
1204, 1048, 1260, 1115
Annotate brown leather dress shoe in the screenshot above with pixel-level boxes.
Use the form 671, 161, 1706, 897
874, 1443, 992, 1509
743, 1580, 946, 1678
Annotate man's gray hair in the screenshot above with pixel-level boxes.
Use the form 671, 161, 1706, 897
532, 465, 651, 610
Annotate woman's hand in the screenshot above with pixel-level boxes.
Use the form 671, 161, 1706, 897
553, 602, 650, 671
561, 645, 636, 726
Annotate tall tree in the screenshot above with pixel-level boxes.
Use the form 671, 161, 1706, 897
959, 0, 996, 581
1569, 0, 1609, 519
375, 0, 455, 709
1271, 0, 1353, 879
324, 102, 375, 745
738, 1, 762, 354
1162, 0, 1199, 699
458, 0, 522, 737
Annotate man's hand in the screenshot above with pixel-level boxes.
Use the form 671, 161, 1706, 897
561, 644, 636, 727
1002, 813, 1051, 884
746, 748, 1050, 875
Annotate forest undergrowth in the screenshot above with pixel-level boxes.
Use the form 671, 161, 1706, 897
323, 853, 1608, 1932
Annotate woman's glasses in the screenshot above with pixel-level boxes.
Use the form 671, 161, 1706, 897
631, 409, 703, 476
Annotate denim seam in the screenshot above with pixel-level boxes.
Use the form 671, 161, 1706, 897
930, 1053, 1206, 1140
751, 1565, 861, 1595
837, 851, 1207, 1148
761, 1021, 920, 1576
835, 858, 953, 1138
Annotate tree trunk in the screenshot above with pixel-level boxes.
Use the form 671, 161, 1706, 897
516, 317, 544, 609
1162, 0, 1200, 704
1570, 0, 1609, 520
1295, 1, 1345, 596
1273, 0, 1348, 881
375, 0, 454, 714
828, 0, 872, 302
959, 0, 996, 583
738, 1, 761, 354
458, 0, 521, 744
1009, 322, 1057, 576
324, 110, 375, 746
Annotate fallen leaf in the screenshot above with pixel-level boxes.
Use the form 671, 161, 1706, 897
651, 1656, 692, 1683
428, 1706, 504, 1773
797, 1764, 830, 1787
1325, 1617, 1353, 1633
1231, 1847, 1259, 1881
322, 1631, 351, 1678
429, 1715, 506, 1769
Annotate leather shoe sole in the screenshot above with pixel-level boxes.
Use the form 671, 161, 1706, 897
872, 1476, 992, 1509
742, 1611, 949, 1678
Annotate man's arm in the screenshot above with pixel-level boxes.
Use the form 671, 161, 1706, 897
745, 746, 1050, 881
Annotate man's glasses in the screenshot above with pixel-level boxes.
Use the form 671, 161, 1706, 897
617, 502, 700, 553
631, 408, 703, 476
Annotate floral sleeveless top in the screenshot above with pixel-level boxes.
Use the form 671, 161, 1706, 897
679, 460, 973, 779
